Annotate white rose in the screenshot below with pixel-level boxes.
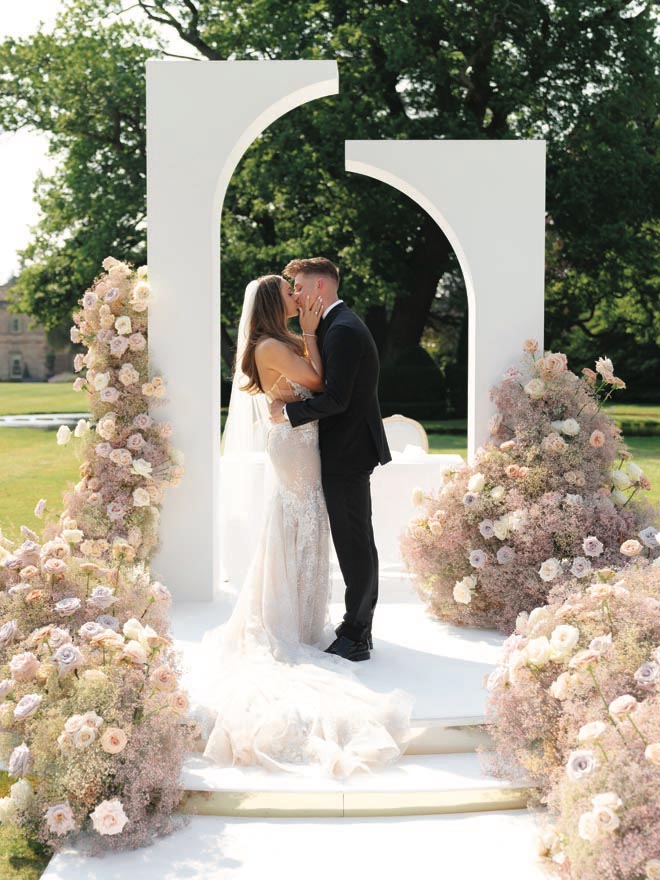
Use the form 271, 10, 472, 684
578, 721, 608, 743
10, 778, 34, 810
524, 378, 546, 399
467, 472, 485, 493
644, 742, 660, 767
626, 461, 643, 482
609, 694, 638, 718
611, 489, 628, 506
0, 796, 19, 824
89, 798, 129, 836
526, 636, 552, 667
56, 425, 72, 445
115, 316, 132, 335
61, 529, 84, 544
592, 791, 623, 810
527, 606, 551, 633
13, 693, 42, 720
490, 485, 505, 501
44, 801, 76, 836
122, 640, 148, 664
538, 557, 561, 582
132, 487, 151, 507
74, 419, 91, 438
645, 860, 660, 880
592, 805, 620, 835
611, 469, 632, 490
129, 458, 153, 478
549, 672, 571, 700
123, 618, 145, 642
453, 579, 474, 604
578, 811, 600, 842
93, 371, 110, 391
493, 517, 510, 540
73, 724, 97, 749
549, 625, 580, 660
561, 418, 580, 436
63, 713, 85, 733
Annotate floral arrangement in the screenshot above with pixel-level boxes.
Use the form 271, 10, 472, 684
483, 561, 660, 879
0, 258, 196, 855
401, 341, 659, 631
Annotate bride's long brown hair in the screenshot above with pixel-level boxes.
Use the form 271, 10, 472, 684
239, 274, 305, 394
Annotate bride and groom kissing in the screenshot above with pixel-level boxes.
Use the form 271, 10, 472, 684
199, 257, 413, 778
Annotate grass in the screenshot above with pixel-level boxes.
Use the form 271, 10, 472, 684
0, 773, 51, 880
0, 429, 80, 542
0, 384, 84, 417
0, 426, 657, 544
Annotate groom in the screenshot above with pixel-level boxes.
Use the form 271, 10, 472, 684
268, 257, 391, 662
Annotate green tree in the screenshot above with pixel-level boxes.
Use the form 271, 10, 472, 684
0, 8, 159, 328
1, 0, 657, 405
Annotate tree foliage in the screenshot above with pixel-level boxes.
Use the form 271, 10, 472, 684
1, 0, 657, 403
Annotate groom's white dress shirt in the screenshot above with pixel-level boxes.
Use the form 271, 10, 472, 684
282, 299, 343, 421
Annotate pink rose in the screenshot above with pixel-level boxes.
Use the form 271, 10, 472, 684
538, 351, 568, 378
620, 539, 642, 557
10, 652, 40, 681
608, 694, 638, 717
45, 801, 77, 836
42, 557, 67, 576
89, 798, 129, 836
110, 335, 130, 357
100, 387, 120, 404
589, 430, 605, 448
100, 727, 128, 754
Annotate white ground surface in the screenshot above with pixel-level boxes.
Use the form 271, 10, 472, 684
42, 810, 549, 880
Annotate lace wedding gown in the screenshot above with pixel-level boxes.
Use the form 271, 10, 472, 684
198, 374, 414, 778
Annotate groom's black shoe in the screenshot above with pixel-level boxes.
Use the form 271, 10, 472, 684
325, 635, 370, 662
335, 627, 373, 651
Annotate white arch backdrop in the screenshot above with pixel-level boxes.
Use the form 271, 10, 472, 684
146, 60, 546, 601
345, 139, 546, 459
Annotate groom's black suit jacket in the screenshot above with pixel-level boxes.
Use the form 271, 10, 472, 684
286, 302, 391, 474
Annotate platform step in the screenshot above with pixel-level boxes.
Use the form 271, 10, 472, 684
177, 752, 534, 817
405, 720, 492, 754
42, 810, 549, 880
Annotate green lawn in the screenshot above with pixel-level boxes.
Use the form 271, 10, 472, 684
0, 383, 83, 416
0, 384, 657, 542
0, 429, 80, 542
0, 773, 50, 880
0, 426, 657, 545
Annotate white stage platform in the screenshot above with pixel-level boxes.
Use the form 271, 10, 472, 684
32, 576, 546, 877
173, 572, 505, 730
42, 810, 549, 880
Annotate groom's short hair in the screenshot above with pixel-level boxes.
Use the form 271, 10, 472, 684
283, 257, 339, 286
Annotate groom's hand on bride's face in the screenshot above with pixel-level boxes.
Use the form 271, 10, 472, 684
269, 398, 286, 424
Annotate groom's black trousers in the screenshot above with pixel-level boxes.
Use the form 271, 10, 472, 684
321, 468, 378, 643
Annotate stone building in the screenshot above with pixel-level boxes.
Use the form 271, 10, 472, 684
0, 279, 74, 381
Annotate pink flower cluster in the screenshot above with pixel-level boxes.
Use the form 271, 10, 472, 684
400, 343, 659, 631
484, 563, 660, 879
0, 258, 196, 855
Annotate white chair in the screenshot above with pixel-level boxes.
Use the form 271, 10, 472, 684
382, 414, 429, 453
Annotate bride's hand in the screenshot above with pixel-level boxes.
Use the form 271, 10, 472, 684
298, 294, 324, 334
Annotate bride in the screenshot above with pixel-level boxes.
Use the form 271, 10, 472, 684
198, 275, 414, 778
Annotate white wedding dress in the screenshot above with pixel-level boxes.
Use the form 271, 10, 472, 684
198, 372, 414, 778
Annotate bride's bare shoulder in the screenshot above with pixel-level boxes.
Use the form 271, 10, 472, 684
254, 336, 282, 361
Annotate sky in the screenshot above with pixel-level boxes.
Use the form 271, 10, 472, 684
0, 2, 193, 286
0, 3, 61, 285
